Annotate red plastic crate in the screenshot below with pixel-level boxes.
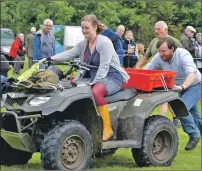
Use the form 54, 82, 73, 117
123, 69, 176, 92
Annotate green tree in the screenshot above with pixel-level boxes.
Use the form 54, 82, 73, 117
1, 0, 201, 47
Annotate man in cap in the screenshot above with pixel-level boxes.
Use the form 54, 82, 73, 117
180, 26, 197, 58
25, 27, 36, 68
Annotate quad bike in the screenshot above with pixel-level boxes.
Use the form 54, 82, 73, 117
0, 61, 189, 170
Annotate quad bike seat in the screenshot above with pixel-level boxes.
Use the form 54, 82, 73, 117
105, 89, 138, 104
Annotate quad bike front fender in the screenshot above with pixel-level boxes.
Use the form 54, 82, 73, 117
41, 86, 96, 115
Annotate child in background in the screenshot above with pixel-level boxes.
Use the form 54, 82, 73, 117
122, 30, 138, 68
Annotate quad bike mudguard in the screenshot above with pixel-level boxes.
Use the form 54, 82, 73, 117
118, 91, 188, 119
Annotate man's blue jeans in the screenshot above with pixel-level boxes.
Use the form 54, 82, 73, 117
179, 83, 201, 138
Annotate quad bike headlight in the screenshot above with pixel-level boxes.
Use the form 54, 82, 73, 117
29, 97, 50, 106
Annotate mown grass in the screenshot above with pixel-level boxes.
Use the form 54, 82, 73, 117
1, 57, 201, 170
1, 126, 201, 170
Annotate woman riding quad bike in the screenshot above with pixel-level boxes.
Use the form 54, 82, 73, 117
40, 14, 130, 141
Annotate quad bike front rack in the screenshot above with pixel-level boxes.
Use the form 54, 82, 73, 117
0, 111, 41, 153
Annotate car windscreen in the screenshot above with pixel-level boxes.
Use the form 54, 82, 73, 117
1, 30, 15, 46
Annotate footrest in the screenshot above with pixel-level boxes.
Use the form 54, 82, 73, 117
102, 140, 140, 149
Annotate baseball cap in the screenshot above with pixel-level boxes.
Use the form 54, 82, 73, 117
186, 26, 196, 33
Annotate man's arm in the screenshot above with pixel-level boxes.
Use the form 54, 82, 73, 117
144, 53, 161, 70
136, 55, 149, 68
181, 52, 198, 89
136, 41, 153, 68
102, 28, 114, 37
181, 73, 196, 89
51, 41, 81, 61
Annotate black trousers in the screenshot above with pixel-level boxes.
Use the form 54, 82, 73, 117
123, 56, 138, 68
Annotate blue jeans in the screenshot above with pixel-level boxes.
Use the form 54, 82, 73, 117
179, 83, 201, 138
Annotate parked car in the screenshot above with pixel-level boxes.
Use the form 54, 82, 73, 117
0, 28, 15, 61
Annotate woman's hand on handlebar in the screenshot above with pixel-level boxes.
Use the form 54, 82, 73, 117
38, 58, 46, 64
38, 57, 53, 66
85, 81, 93, 86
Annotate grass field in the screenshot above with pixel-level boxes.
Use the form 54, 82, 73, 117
1, 57, 202, 170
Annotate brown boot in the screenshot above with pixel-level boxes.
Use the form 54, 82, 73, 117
97, 104, 114, 141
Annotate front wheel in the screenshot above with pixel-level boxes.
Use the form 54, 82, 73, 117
41, 120, 93, 170
132, 116, 178, 167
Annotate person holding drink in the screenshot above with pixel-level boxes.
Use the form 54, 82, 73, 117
122, 30, 139, 68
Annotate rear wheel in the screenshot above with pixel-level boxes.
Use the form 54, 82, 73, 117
0, 137, 33, 166
41, 120, 93, 170
132, 116, 178, 167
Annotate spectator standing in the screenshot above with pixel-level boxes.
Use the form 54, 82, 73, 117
122, 30, 139, 68
33, 19, 55, 61
194, 33, 202, 70
180, 26, 196, 59
100, 24, 126, 65
193, 33, 202, 104
9, 33, 25, 75
25, 27, 36, 68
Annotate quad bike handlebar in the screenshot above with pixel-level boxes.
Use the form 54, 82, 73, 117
69, 61, 98, 69
42, 59, 98, 70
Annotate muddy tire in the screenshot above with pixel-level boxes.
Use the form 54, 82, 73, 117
41, 120, 93, 170
0, 138, 33, 166
132, 116, 178, 167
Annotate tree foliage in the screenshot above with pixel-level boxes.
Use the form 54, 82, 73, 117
1, 0, 201, 46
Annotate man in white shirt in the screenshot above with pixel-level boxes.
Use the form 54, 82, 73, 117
145, 37, 201, 151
